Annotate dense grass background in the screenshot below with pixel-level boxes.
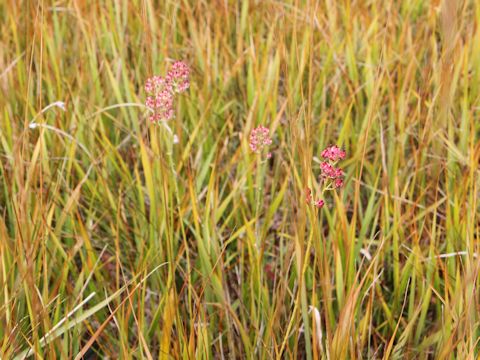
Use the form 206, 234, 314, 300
0, 0, 479, 358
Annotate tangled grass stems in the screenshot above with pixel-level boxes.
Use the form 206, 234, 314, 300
0, 0, 479, 358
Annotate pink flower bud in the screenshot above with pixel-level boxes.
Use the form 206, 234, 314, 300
321, 145, 346, 161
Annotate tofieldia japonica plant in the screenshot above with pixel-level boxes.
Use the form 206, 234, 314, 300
145, 60, 190, 123
143, 61, 190, 212
307, 145, 346, 209
248, 125, 274, 251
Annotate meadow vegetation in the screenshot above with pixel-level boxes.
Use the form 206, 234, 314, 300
0, 0, 479, 358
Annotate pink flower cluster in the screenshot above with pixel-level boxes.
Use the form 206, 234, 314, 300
320, 162, 344, 188
145, 61, 190, 123
321, 145, 346, 161
306, 145, 346, 210
249, 126, 272, 159
320, 145, 345, 189
166, 61, 190, 93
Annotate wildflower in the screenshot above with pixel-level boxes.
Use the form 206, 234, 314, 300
334, 178, 344, 189
145, 61, 190, 123
306, 145, 346, 211
146, 88, 174, 122
145, 75, 170, 95
320, 162, 338, 178
145, 75, 174, 122
319, 159, 344, 186
319, 145, 346, 189
249, 126, 273, 154
166, 61, 190, 93
321, 145, 346, 162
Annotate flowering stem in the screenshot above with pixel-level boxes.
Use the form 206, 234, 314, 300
252, 155, 268, 353
254, 157, 268, 252
167, 148, 181, 204
163, 125, 181, 205
155, 123, 181, 291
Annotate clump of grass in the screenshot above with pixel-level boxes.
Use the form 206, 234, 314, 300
0, 0, 479, 358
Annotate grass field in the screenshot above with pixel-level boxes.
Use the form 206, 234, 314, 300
0, 0, 479, 358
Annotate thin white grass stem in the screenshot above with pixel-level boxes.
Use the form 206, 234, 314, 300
29, 123, 93, 159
